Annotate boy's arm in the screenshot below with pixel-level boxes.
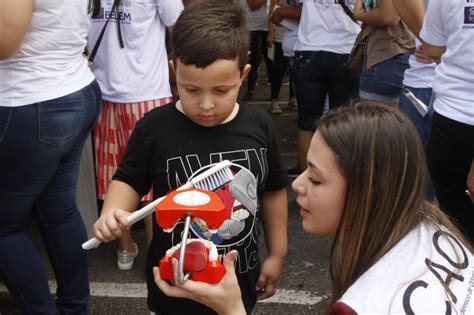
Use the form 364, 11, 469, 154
256, 188, 288, 300
92, 180, 141, 243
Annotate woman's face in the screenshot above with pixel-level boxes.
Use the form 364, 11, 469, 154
292, 132, 347, 235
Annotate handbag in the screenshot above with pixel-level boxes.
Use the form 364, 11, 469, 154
337, 0, 365, 74
344, 34, 365, 74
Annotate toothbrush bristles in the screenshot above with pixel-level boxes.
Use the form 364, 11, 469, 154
195, 168, 233, 191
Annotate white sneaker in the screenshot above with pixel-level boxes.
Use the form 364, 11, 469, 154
117, 242, 139, 271
270, 99, 282, 115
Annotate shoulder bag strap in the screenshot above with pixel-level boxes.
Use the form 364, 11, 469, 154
338, 0, 358, 24
88, 0, 124, 65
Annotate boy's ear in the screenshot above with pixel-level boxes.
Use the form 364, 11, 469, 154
169, 60, 176, 76
241, 64, 251, 80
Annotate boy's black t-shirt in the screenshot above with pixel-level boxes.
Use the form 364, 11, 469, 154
113, 102, 289, 314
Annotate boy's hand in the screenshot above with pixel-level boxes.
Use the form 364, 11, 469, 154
92, 209, 131, 243
154, 251, 246, 315
255, 255, 285, 300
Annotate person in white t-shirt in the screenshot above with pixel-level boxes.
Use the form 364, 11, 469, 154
154, 104, 473, 315
291, 0, 360, 177
240, 0, 274, 101
267, 0, 301, 114
392, 0, 437, 201
0, 0, 101, 313
87, 0, 183, 271
269, 0, 301, 112
420, 0, 474, 244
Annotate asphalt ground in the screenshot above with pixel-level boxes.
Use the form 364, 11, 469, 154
0, 72, 335, 314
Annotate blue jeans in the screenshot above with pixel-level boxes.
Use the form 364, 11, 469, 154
359, 49, 410, 102
0, 80, 102, 314
398, 85, 435, 200
292, 51, 359, 131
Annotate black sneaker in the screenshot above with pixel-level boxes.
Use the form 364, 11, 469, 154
287, 166, 301, 178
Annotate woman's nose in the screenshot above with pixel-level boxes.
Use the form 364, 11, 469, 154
291, 175, 306, 195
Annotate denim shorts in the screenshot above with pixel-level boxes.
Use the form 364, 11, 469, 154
292, 51, 358, 131
359, 49, 410, 102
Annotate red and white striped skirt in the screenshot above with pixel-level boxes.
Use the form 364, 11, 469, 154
94, 98, 172, 201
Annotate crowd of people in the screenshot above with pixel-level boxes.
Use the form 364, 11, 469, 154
0, 0, 473, 314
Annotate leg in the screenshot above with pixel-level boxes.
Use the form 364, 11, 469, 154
270, 42, 288, 101
93, 101, 138, 268
399, 86, 435, 200
114, 99, 171, 268
269, 42, 286, 114
36, 81, 102, 314
287, 57, 297, 110
292, 51, 328, 171
326, 52, 359, 109
260, 31, 274, 89
0, 81, 101, 314
427, 112, 474, 243
297, 130, 314, 171
247, 31, 263, 93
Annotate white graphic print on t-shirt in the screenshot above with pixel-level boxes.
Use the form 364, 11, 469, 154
165, 149, 268, 274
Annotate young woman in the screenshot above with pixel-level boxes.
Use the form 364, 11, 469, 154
0, 0, 101, 313
153, 104, 473, 314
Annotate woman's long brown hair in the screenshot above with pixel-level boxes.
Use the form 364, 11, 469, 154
316, 104, 472, 304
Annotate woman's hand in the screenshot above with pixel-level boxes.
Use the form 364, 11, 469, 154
154, 250, 246, 315
414, 45, 435, 64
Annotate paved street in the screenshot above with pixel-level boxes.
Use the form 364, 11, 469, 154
0, 74, 334, 314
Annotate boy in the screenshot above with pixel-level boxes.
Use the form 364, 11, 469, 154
92, 1, 289, 314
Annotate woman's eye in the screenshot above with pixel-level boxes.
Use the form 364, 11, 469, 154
308, 177, 321, 185
215, 89, 229, 94
186, 89, 199, 93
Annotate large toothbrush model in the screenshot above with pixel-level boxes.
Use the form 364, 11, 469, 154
82, 160, 234, 250
156, 188, 227, 285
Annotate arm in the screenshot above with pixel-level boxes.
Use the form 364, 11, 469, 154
391, 0, 425, 37
270, 6, 301, 25
154, 251, 247, 315
267, 1, 275, 47
420, 42, 445, 64
92, 180, 141, 242
354, 0, 400, 28
247, 0, 265, 11
257, 188, 288, 300
0, 0, 34, 60
419, 0, 446, 63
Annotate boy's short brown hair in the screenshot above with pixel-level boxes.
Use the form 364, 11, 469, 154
171, 0, 249, 72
